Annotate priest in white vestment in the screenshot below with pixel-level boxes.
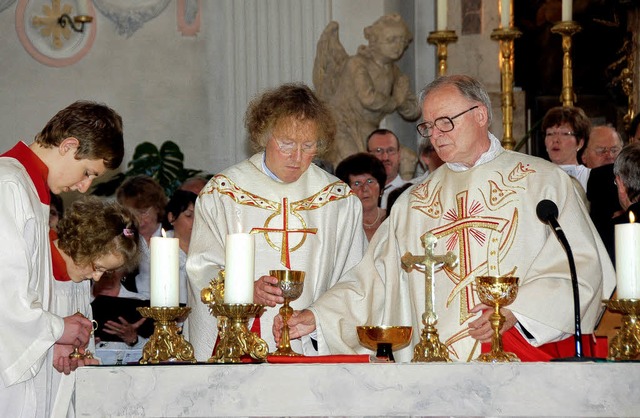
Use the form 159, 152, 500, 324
280, 75, 616, 362
186, 84, 366, 360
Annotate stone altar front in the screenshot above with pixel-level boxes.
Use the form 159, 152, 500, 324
74, 362, 639, 417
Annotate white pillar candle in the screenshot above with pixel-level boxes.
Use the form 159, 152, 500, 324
150, 235, 180, 307
562, 0, 572, 22
436, 0, 447, 31
77, 0, 89, 16
500, 0, 510, 28
615, 214, 640, 299
224, 233, 255, 304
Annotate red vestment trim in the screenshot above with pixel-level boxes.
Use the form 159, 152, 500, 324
49, 230, 71, 282
1, 142, 50, 204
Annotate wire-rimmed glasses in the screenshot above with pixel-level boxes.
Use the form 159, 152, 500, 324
416, 105, 479, 139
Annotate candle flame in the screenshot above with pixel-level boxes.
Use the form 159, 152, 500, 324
631, 211, 636, 224
161, 228, 167, 238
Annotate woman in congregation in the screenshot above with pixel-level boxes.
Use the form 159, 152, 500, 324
49, 196, 139, 416
116, 174, 168, 299
186, 83, 366, 359
542, 106, 591, 192
163, 189, 198, 305
335, 152, 387, 241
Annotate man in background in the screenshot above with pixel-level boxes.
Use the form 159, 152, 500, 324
367, 129, 406, 209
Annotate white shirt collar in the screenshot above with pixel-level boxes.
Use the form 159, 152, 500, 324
446, 132, 504, 172
261, 152, 283, 182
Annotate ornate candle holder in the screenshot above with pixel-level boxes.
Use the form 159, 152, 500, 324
603, 299, 640, 361
551, 21, 582, 107
401, 232, 458, 362
427, 30, 458, 76
201, 272, 269, 363
136, 306, 196, 364
490, 27, 522, 151
474, 275, 520, 363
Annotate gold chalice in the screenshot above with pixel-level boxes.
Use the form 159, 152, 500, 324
474, 275, 520, 363
270, 269, 305, 356
357, 325, 413, 362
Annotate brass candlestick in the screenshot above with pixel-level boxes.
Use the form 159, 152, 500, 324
491, 27, 522, 151
201, 271, 269, 363
551, 21, 582, 107
401, 232, 458, 362
603, 299, 640, 361
427, 30, 458, 76
474, 275, 520, 363
137, 306, 196, 364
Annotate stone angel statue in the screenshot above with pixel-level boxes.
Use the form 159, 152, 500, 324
313, 14, 422, 170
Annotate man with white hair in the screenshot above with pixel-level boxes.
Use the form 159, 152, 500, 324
582, 125, 623, 169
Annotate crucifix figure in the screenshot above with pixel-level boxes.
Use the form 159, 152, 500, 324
401, 232, 458, 362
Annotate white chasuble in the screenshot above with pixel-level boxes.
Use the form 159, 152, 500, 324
186, 153, 366, 360
310, 148, 616, 362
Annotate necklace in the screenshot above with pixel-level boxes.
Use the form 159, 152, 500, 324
363, 208, 382, 228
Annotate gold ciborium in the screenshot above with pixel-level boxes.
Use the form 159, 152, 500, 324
136, 306, 196, 364
270, 269, 305, 356
474, 275, 520, 363
603, 299, 640, 361
357, 325, 412, 362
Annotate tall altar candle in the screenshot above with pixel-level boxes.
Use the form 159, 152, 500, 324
150, 233, 180, 307
615, 212, 640, 299
562, 0, 572, 21
500, 0, 510, 28
224, 233, 255, 304
436, 0, 447, 31
77, 0, 89, 16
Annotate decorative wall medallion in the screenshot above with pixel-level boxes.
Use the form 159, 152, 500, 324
15, 0, 97, 67
92, 0, 170, 38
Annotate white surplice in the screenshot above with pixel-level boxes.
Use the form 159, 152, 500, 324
0, 143, 64, 417
186, 153, 366, 360
309, 138, 616, 363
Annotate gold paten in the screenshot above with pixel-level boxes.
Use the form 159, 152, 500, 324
603, 299, 640, 361
137, 306, 196, 364
357, 325, 412, 362
269, 269, 305, 357
474, 275, 520, 363
401, 232, 458, 362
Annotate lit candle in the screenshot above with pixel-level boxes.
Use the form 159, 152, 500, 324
615, 212, 640, 299
150, 232, 180, 307
500, 0, 510, 28
77, 0, 89, 16
224, 233, 255, 304
562, 0, 572, 22
436, 0, 447, 31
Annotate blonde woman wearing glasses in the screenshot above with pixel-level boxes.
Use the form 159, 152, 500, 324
186, 83, 366, 360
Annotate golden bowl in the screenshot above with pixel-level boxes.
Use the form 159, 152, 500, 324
356, 325, 413, 352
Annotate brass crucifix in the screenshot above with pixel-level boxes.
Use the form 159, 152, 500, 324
401, 232, 458, 362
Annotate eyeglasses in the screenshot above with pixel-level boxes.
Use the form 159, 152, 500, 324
91, 261, 115, 276
545, 131, 576, 138
591, 146, 622, 156
273, 138, 317, 156
416, 105, 479, 138
351, 178, 377, 189
369, 147, 398, 156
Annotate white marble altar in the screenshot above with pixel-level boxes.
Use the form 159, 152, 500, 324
74, 362, 640, 417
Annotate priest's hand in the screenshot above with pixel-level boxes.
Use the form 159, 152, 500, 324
468, 303, 517, 342
254, 275, 284, 307
273, 309, 317, 342
53, 344, 81, 374
58, 314, 93, 348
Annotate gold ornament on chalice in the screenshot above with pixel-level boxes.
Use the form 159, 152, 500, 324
603, 299, 640, 361
474, 275, 520, 363
401, 232, 458, 362
269, 269, 305, 356
201, 270, 269, 363
136, 306, 196, 364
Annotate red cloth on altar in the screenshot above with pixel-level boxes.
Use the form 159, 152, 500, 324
267, 354, 370, 363
480, 327, 608, 361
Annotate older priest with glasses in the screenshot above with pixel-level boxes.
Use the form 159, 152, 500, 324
278, 75, 615, 362
186, 83, 366, 359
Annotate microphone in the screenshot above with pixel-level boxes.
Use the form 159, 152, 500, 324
536, 199, 585, 360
